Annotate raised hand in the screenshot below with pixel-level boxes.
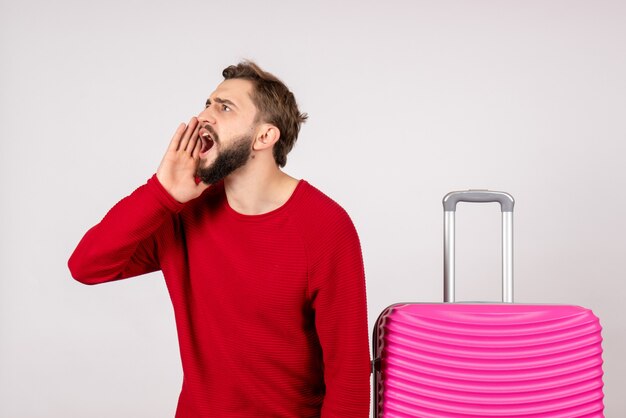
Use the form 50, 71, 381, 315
156, 117, 210, 203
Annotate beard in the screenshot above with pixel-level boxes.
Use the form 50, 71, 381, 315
196, 134, 253, 185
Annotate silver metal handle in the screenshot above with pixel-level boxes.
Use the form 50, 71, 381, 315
443, 190, 515, 303
443, 190, 514, 212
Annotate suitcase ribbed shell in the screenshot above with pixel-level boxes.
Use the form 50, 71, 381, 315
373, 303, 604, 417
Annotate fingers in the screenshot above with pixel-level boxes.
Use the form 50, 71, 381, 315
184, 122, 201, 153
179, 117, 198, 152
168, 117, 199, 153
191, 132, 202, 159
168, 123, 187, 152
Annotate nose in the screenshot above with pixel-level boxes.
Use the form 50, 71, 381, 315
198, 105, 217, 125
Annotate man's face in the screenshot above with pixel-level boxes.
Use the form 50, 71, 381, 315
196, 78, 259, 184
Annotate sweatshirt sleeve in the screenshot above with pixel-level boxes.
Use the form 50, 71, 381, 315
308, 208, 371, 417
68, 174, 184, 285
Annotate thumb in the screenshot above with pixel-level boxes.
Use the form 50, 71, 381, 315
195, 178, 211, 193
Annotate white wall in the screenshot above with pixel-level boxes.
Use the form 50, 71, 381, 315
1, 0, 624, 416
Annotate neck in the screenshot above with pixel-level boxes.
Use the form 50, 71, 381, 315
223, 159, 299, 215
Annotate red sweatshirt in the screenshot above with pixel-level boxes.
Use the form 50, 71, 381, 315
68, 175, 370, 417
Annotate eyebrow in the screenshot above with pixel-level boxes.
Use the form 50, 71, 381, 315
206, 97, 238, 109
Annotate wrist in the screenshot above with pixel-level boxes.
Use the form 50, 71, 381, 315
149, 174, 186, 211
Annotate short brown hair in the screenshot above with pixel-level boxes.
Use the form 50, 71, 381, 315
222, 61, 308, 167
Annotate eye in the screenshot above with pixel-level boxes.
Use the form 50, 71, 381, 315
221, 104, 231, 112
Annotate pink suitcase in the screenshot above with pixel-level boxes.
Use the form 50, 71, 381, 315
372, 191, 604, 417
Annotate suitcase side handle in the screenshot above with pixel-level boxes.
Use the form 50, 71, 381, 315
443, 190, 515, 303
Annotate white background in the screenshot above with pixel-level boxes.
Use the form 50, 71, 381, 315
1, 0, 625, 416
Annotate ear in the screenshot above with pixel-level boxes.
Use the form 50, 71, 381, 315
252, 124, 280, 151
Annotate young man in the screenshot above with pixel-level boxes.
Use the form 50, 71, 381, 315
68, 61, 370, 417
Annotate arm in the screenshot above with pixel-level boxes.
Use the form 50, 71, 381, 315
69, 117, 210, 284
68, 175, 183, 284
309, 213, 371, 417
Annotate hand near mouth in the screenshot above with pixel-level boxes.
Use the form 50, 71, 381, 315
156, 117, 210, 203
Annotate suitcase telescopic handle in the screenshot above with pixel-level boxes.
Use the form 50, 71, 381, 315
442, 190, 515, 303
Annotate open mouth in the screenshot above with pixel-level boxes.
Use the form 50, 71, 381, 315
200, 130, 215, 153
